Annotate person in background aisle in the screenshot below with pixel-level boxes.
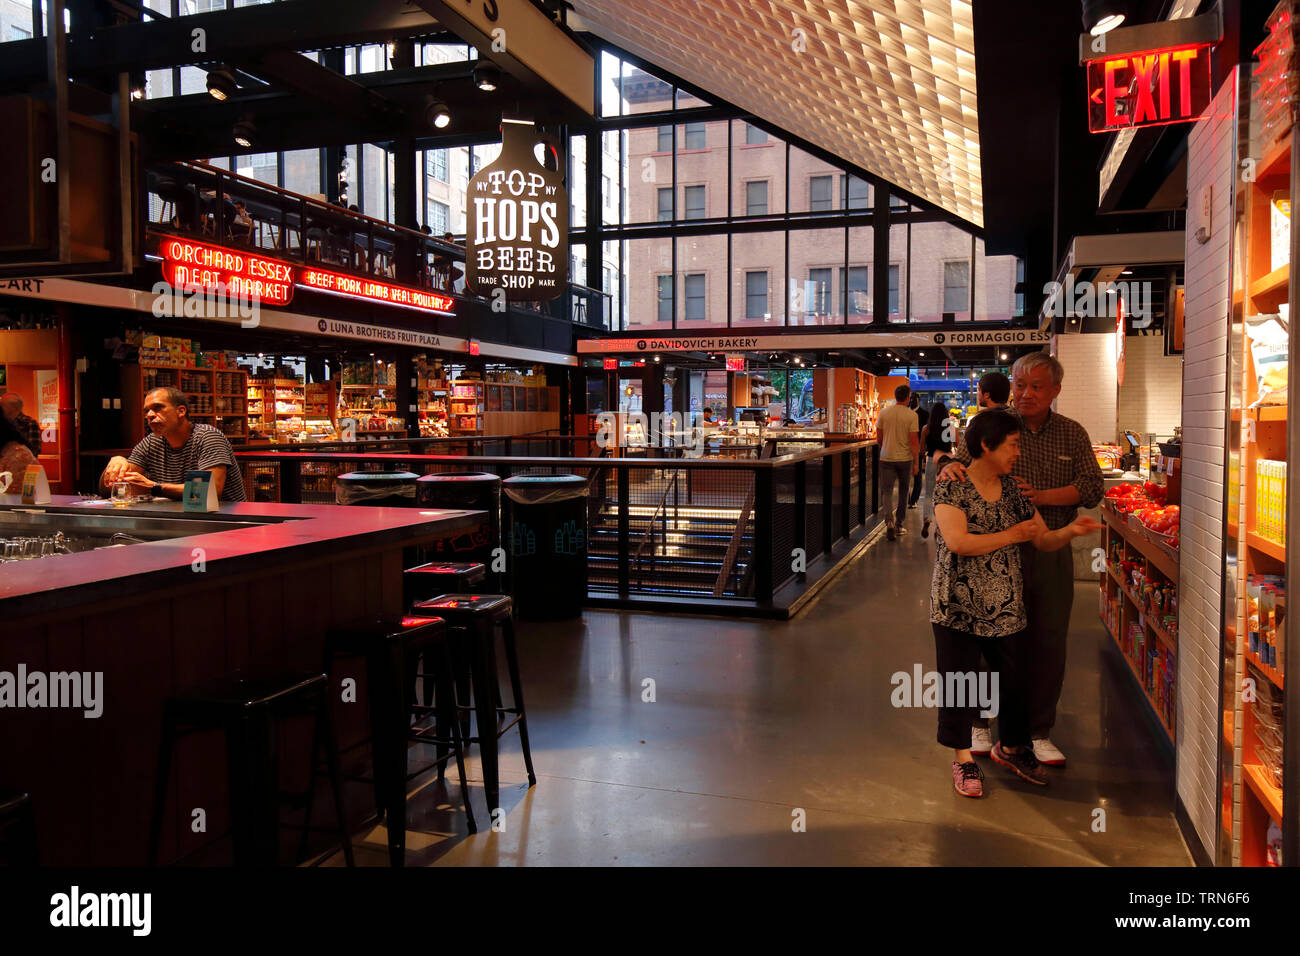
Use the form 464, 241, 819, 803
908, 392, 926, 509
921, 402, 955, 540
1, 394, 42, 458
931, 409, 1103, 797
0, 412, 38, 482
978, 371, 1011, 411
877, 383, 919, 541
940, 353, 1105, 766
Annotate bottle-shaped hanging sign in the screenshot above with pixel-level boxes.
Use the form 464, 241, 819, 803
466, 118, 568, 302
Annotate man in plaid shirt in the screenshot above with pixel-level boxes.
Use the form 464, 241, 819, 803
940, 352, 1104, 767
1, 394, 42, 457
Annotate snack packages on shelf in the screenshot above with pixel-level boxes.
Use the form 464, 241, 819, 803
1257, 459, 1288, 545
1247, 575, 1287, 672
1245, 313, 1289, 407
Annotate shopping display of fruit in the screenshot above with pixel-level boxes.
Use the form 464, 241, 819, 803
1104, 482, 1178, 549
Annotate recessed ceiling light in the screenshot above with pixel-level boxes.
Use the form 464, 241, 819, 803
473, 61, 501, 92
207, 66, 236, 101
232, 114, 256, 148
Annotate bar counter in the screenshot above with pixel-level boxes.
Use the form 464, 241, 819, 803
0, 496, 485, 865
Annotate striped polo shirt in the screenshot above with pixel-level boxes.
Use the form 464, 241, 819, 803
126, 422, 246, 502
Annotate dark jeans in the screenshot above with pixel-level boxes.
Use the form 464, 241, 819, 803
879, 459, 911, 528
933, 621, 1030, 750
971, 543, 1075, 737
908, 467, 923, 506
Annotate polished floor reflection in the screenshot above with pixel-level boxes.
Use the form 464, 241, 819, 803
325, 514, 1192, 866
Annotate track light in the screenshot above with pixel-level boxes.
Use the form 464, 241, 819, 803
425, 94, 451, 130
232, 114, 256, 148
473, 61, 501, 92
1082, 0, 1126, 36
206, 66, 237, 102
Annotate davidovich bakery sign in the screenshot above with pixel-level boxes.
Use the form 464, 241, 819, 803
466, 118, 568, 302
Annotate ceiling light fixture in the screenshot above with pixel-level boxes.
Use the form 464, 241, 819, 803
232, 114, 256, 148
1082, 0, 1126, 36
206, 66, 237, 102
425, 94, 451, 130
473, 61, 501, 92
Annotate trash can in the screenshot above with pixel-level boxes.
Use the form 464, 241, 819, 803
502, 474, 588, 620
415, 472, 502, 570
334, 471, 418, 507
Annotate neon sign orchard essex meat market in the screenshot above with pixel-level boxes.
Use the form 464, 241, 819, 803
161, 238, 294, 305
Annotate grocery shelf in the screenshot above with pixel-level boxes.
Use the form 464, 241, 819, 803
1104, 622, 1174, 747
1246, 531, 1286, 562
1257, 405, 1287, 422
1102, 507, 1179, 583
1243, 763, 1283, 826
1245, 646, 1285, 689
1249, 263, 1289, 304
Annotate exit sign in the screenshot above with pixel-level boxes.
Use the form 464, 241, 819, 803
725, 354, 746, 372
1087, 43, 1212, 133
603, 357, 618, 370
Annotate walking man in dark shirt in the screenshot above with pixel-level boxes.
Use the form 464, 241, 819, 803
940, 353, 1103, 766
101, 386, 246, 502
1, 394, 42, 457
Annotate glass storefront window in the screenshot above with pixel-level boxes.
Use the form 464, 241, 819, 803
678, 235, 726, 328
789, 228, 846, 326
732, 232, 784, 327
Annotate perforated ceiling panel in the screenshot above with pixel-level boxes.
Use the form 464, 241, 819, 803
569, 0, 982, 226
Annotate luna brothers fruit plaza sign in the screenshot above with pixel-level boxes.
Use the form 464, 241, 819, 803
466, 119, 567, 302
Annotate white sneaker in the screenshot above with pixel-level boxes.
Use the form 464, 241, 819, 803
1031, 737, 1066, 766
970, 726, 993, 755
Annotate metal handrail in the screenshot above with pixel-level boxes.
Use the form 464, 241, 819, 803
633, 467, 680, 579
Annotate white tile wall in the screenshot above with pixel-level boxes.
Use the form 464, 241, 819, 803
1054, 333, 1118, 442
1177, 76, 1237, 862
1118, 333, 1184, 436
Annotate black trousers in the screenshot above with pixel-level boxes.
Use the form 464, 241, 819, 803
971, 543, 1074, 737
908, 467, 923, 506
932, 622, 1030, 750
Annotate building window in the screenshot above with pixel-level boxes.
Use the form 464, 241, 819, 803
842, 175, 871, 210
249, 153, 275, 168
745, 181, 768, 216
9, 26, 31, 41
809, 175, 833, 212
426, 149, 449, 182
657, 275, 673, 323
657, 125, 673, 152
602, 175, 613, 210
809, 268, 832, 315
840, 266, 869, 317
657, 187, 673, 222
745, 271, 768, 319
889, 264, 901, 314
684, 273, 706, 321
426, 200, 449, 235
684, 185, 706, 220
744, 123, 767, 145
943, 260, 971, 312
684, 122, 706, 150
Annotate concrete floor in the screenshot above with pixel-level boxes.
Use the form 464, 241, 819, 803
327, 510, 1193, 867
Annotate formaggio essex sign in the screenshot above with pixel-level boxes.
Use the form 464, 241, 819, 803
576, 328, 1051, 354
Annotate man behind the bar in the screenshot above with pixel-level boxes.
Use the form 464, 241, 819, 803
940, 353, 1102, 766
101, 386, 246, 502
1, 394, 42, 457
877, 383, 920, 542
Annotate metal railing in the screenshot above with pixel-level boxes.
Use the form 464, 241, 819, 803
145, 160, 613, 328
234, 439, 878, 610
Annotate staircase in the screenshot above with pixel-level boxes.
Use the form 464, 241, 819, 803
587, 501, 753, 597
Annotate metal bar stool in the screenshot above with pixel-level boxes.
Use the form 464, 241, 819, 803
318, 617, 476, 866
148, 671, 354, 868
411, 594, 536, 817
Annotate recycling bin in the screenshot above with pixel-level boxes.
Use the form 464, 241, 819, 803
334, 471, 418, 507
415, 472, 502, 582
502, 474, 588, 620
